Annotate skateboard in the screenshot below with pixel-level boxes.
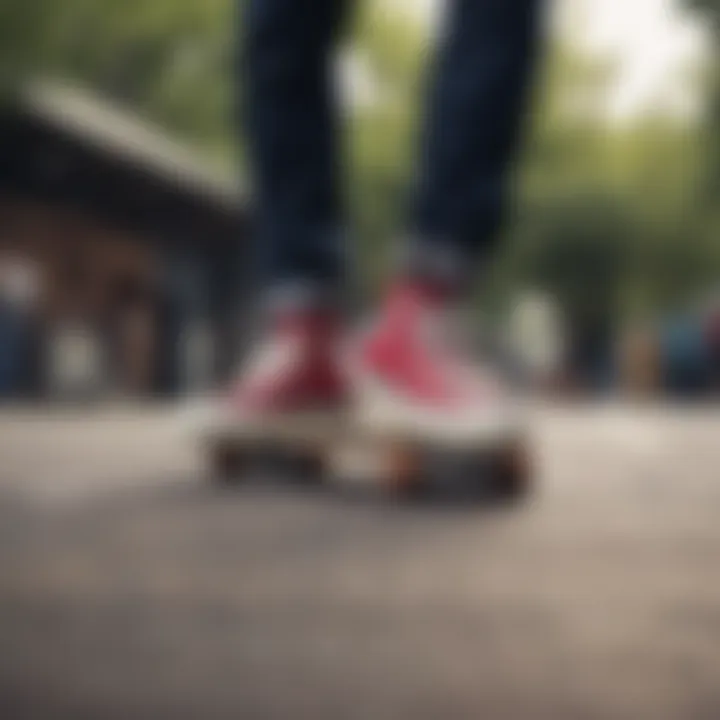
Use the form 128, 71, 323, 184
326, 431, 531, 503
198, 405, 532, 504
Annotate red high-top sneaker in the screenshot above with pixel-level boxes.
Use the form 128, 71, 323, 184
350, 281, 520, 447
232, 312, 346, 412
201, 310, 349, 442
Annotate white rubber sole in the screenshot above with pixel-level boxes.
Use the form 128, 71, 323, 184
181, 396, 348, 447
349, 367, 527, 451
180, 371, 526, 454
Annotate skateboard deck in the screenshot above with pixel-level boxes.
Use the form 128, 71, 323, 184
198, 409, 532, 503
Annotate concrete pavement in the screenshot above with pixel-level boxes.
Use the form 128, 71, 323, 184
1, 404, 720, 719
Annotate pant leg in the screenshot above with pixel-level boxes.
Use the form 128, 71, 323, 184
242, 0, 352, 308
406, 0, 543, 291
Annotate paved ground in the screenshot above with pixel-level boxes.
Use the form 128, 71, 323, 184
1, 404, 720, 719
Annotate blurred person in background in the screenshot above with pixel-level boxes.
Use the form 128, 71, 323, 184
228, 0, 542, 437
703, 301, 720, 393
0, 255, 40, 399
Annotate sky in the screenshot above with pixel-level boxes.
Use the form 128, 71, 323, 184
570, 0, 709, 119
397, 0, 710, 121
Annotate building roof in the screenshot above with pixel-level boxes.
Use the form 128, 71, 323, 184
16, 81, 244, 210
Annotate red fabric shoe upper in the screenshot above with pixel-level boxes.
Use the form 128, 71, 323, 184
230, 311, 347, 413
359, 280, 500, 408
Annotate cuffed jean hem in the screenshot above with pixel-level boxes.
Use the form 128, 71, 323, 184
263, 280, 345, 318
398, 237, 481, 295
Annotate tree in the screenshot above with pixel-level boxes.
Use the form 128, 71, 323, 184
1, 0, 235, 146
685, 0, 720, 199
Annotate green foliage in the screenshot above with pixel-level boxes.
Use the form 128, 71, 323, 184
685, 0, 720, 200
687, 0, 720, 24
508, 191, 631, 323
1, 0, 235, 143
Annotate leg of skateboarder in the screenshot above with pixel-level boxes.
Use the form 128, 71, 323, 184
354, 0, 542, 441
227, 0, 353, 424
230, 0, 542, 439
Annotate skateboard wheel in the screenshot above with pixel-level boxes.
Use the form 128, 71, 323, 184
206, 438, 327, 487
385, 445, 425, 498
209, 444, 248, 485
488, 441, 531, 503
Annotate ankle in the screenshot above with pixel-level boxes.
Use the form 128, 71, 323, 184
377, 277, 453, 326
271, 307, 342, 338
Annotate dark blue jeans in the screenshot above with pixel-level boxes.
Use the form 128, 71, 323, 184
242, 0, 541, 301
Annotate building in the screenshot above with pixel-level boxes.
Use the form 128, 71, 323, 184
0, 82, 252, 400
